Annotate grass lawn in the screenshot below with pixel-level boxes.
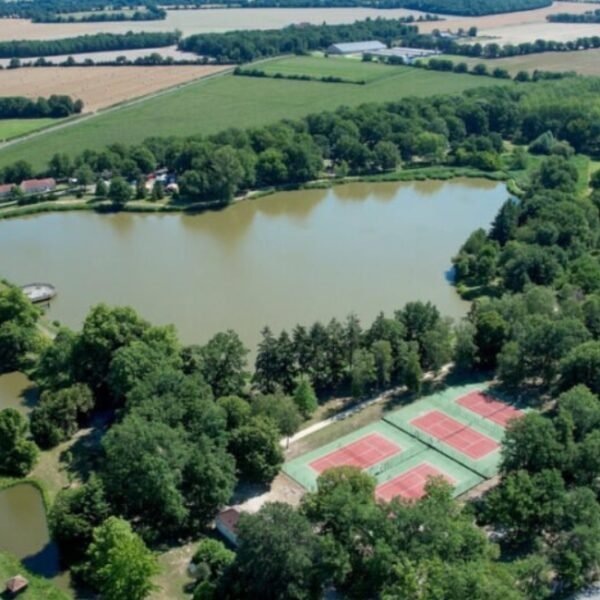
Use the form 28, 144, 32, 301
0, 119, 58, 142
0, 60, 509, 171
0, 552, 69, 600
260, 55, 406, 83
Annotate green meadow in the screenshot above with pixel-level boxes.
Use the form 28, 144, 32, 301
0, 59, 510, 171
259, 55, 406, 83
0, 119, 58, 142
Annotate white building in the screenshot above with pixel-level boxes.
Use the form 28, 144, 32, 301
327, 40, 387, 55
367, 47, 440, 64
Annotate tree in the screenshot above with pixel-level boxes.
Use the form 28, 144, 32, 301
453, 321, 478, 372
474, 309, 508, 369
252, 393, 302, 438
373, 141, 400, 171
482, 469, 566, 544
73, 304, 149, 393
30, 383, 94, 448
223, 503, 325, 600
50, 475, 112, 566
33, 327, 78, 392
95, 179, 108, 198
0, 408, 37, 476
0, 286, 41, 373
560, 341, 600, 394
558, 385, 600, 441
182, 438, 236, 531
229, 417, 283, 483
217, 395, 252, 430
108, 176, 132, 207
85, 516, 158, 600
193, 331, 249, 398
372, 340, 393, 389
151, 180, 164, 201
501, 413, 563, 474
292, 378, 318, 418
107, 326, 182, 401
101, 415, 190, 537
401, 344, 423, 394
350, 348, 376, 398
192, 538, 235, 598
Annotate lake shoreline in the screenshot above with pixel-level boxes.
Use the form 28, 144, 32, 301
0, 166, 516, 221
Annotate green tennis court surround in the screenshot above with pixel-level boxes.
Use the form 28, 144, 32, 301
284, 383, 521, 498
283, 421, 427, 492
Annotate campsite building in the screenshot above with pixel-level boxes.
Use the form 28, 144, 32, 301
20, 178, 56, 195
366, 47, 440, 64
327, 40, 387, 55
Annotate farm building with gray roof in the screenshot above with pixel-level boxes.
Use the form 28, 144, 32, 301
327, 40, 386, 55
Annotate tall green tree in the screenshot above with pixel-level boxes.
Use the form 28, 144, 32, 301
85, 516, 159, 600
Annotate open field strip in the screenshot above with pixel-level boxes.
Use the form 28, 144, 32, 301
0, 118, 58, 142
0, 63, 508, 171
260, 55, 406, 82
434, 49, 600, 77
0, 65, 230, 113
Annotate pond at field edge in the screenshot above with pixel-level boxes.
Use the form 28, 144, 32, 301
0, 178, 508, 356
0, 484, 61, 578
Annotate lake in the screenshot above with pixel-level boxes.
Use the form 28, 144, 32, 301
0, 179, 507, 353
0, 371, 36, 414
0, 484, 60, 578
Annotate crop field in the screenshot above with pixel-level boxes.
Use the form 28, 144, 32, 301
260, 55, 405, 83
0, 118, 58, 142
0, 65, 230, 113
434, 49, 600, 77
0, 61, 507, 171
416, 1, 597, 45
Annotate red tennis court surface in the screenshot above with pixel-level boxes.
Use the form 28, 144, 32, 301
411, 411, 499, 460
309, 433, 401, 473
376, 463, 454, 502
458, 391, 524, 427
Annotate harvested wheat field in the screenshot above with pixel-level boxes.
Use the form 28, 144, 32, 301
0, 65, 230, 112
417, 1, 600, 44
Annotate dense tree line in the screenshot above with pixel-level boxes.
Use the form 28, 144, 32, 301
5, 77, 600, 208
0, 0, 155, 19
0, 0, 550, 18
34, 5, 166, 23
417, 33, 600, 59
548, 9, 600, 23
0, 31, 180, 59
0, 95, 83, 119
178, 18, 419, 63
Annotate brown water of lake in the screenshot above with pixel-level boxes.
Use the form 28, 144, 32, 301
0, 179, 507, 355
0, 372, 37, 414
0, 484, 60, 579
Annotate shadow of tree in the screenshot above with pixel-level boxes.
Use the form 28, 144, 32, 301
59, 411, 112, 483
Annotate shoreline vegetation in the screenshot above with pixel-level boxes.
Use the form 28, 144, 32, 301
0, 166, 511, 221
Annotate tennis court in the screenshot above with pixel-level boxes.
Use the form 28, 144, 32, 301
457, 390, 524, 428
283, 421, 427, 492
309, 433, 401, 473
376, 463, 453, 501
411, 410, 500, 460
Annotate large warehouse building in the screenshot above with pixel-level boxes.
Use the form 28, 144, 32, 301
327, 40, 387, 55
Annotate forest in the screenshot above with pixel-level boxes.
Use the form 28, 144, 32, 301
0, 0, 553, 18
179, 18, 419, 63
0, 31, 180, 59
0, 95, 83, 119
33, 5, 166, 23
547, 9, 600, 23
2, 73, 600, 598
